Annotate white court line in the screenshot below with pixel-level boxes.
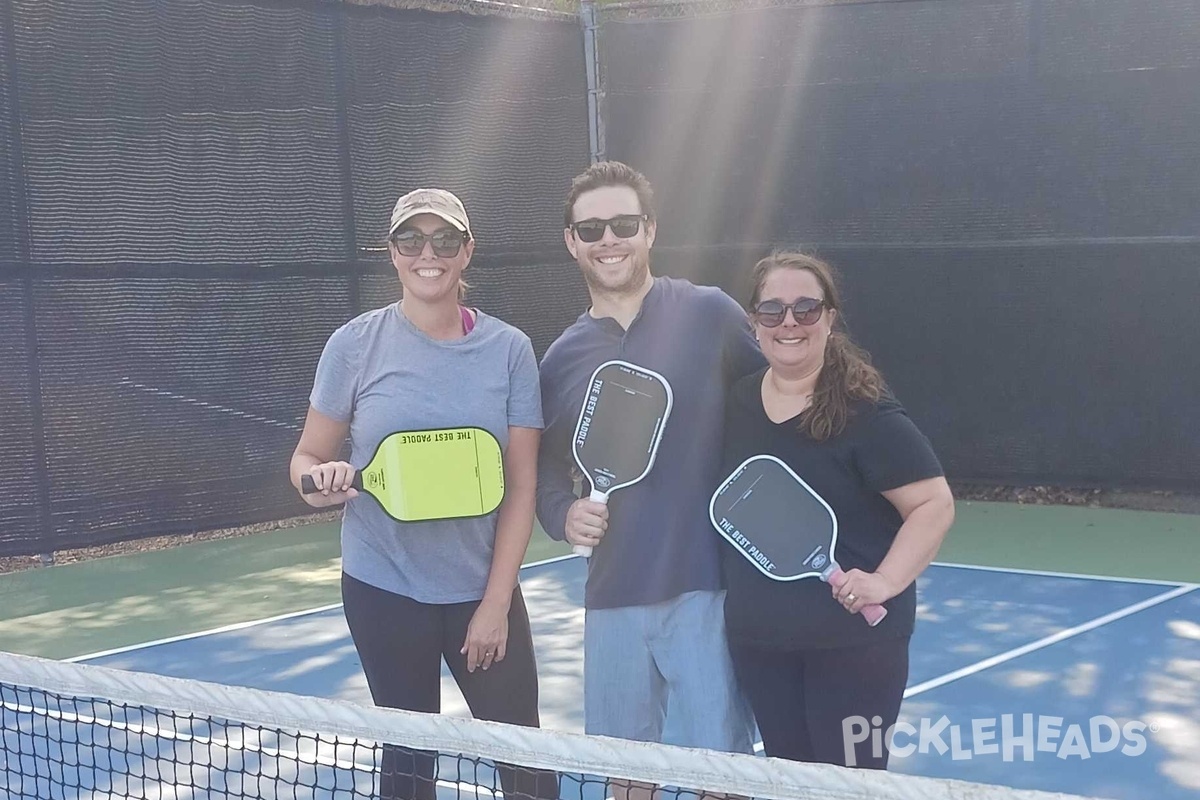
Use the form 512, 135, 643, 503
930, 559, 1191, 587
746, 583, 1199, 755
65, 556, 1197, 763
903, 583, 1198, 698
68, 555, 580, 663
66, 603, 346, 664
0, 694, 503, 797
117, 377, 302, 432
69, 553, 1187, 663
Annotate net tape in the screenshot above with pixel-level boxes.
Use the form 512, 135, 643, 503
0, 651, 1107, 800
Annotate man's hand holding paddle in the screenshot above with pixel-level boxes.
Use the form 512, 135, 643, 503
565, 497, 609, 552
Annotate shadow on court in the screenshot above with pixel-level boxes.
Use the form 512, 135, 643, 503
82, 557, 1199, 800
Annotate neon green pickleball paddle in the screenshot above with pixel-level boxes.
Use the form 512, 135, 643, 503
302, 426, 504, 522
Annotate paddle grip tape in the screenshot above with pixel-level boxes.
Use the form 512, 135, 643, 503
828, 567, 888, 626
572, 488, 609, 558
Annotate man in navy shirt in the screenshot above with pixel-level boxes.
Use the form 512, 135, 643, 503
536, 161, 765, 758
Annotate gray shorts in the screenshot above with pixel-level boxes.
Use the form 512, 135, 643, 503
583, 589, 757, 754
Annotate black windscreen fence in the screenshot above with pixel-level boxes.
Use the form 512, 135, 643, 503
598, 0, 1200, 492
0, 1, 16, 265
2, 0, 1198, 558
0, 0, 589, 557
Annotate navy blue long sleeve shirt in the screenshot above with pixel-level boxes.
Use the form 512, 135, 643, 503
536, 276, 766, 610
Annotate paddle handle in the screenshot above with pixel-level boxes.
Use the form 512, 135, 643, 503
300, 472, 362, 494
572, 488, 609, 558
828, 567, 888, 627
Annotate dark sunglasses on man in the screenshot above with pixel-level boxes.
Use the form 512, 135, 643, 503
391, 228, 468, 258
753, 297, 827, 327
569, 214, 648, 243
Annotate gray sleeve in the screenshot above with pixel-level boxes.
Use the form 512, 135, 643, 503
507, 334, 544, 429
309, 325, 359, 422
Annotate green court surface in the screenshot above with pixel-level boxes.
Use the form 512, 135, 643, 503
1, 501, 1196, 661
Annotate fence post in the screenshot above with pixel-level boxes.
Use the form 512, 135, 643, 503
331, 0, 361, 315
580, 0, 605, 164
2, 0, 54, 559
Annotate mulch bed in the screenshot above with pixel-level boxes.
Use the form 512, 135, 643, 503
0, 510, 343, 576
948, 483, 1200, 514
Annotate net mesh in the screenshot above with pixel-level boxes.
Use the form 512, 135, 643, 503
0, 651, 1105, 800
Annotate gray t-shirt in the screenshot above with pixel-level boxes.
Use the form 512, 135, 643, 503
309, 303, 543, 603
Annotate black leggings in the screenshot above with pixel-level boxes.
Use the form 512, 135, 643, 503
341, 572, 559, 800
729, 638, 910, 770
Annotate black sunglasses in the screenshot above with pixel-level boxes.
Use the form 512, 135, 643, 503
569, 214, 647, 243
391, 228, 468, 258
752, 297, 827, 327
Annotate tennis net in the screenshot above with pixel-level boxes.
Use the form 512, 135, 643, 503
1, 650, 1102, 800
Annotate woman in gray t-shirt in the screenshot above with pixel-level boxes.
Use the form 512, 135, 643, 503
289, 188, 555, 800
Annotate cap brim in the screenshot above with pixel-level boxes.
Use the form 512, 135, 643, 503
389, 209, 468, 236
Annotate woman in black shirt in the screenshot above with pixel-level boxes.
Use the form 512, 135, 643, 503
718, 251, 955, 769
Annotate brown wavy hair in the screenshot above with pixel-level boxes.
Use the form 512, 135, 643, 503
750, 251, 886, 440
563, 161, 656, 227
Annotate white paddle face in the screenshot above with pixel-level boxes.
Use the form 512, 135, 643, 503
571, 360, 673, 557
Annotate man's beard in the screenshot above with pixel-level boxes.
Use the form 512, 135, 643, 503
581, 251, 650, 295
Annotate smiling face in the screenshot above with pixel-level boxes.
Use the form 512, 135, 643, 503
752, 266, 837, 378
389, 213, 474, 305
564, 185, 655, 296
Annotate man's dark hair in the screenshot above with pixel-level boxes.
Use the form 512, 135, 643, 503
563, 161, 656, 227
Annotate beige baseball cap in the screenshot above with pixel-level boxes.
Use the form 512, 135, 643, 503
388, 188, 472, 238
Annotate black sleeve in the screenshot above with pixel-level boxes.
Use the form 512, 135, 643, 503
718, 291, 767, 386
851, 403, 945, 493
